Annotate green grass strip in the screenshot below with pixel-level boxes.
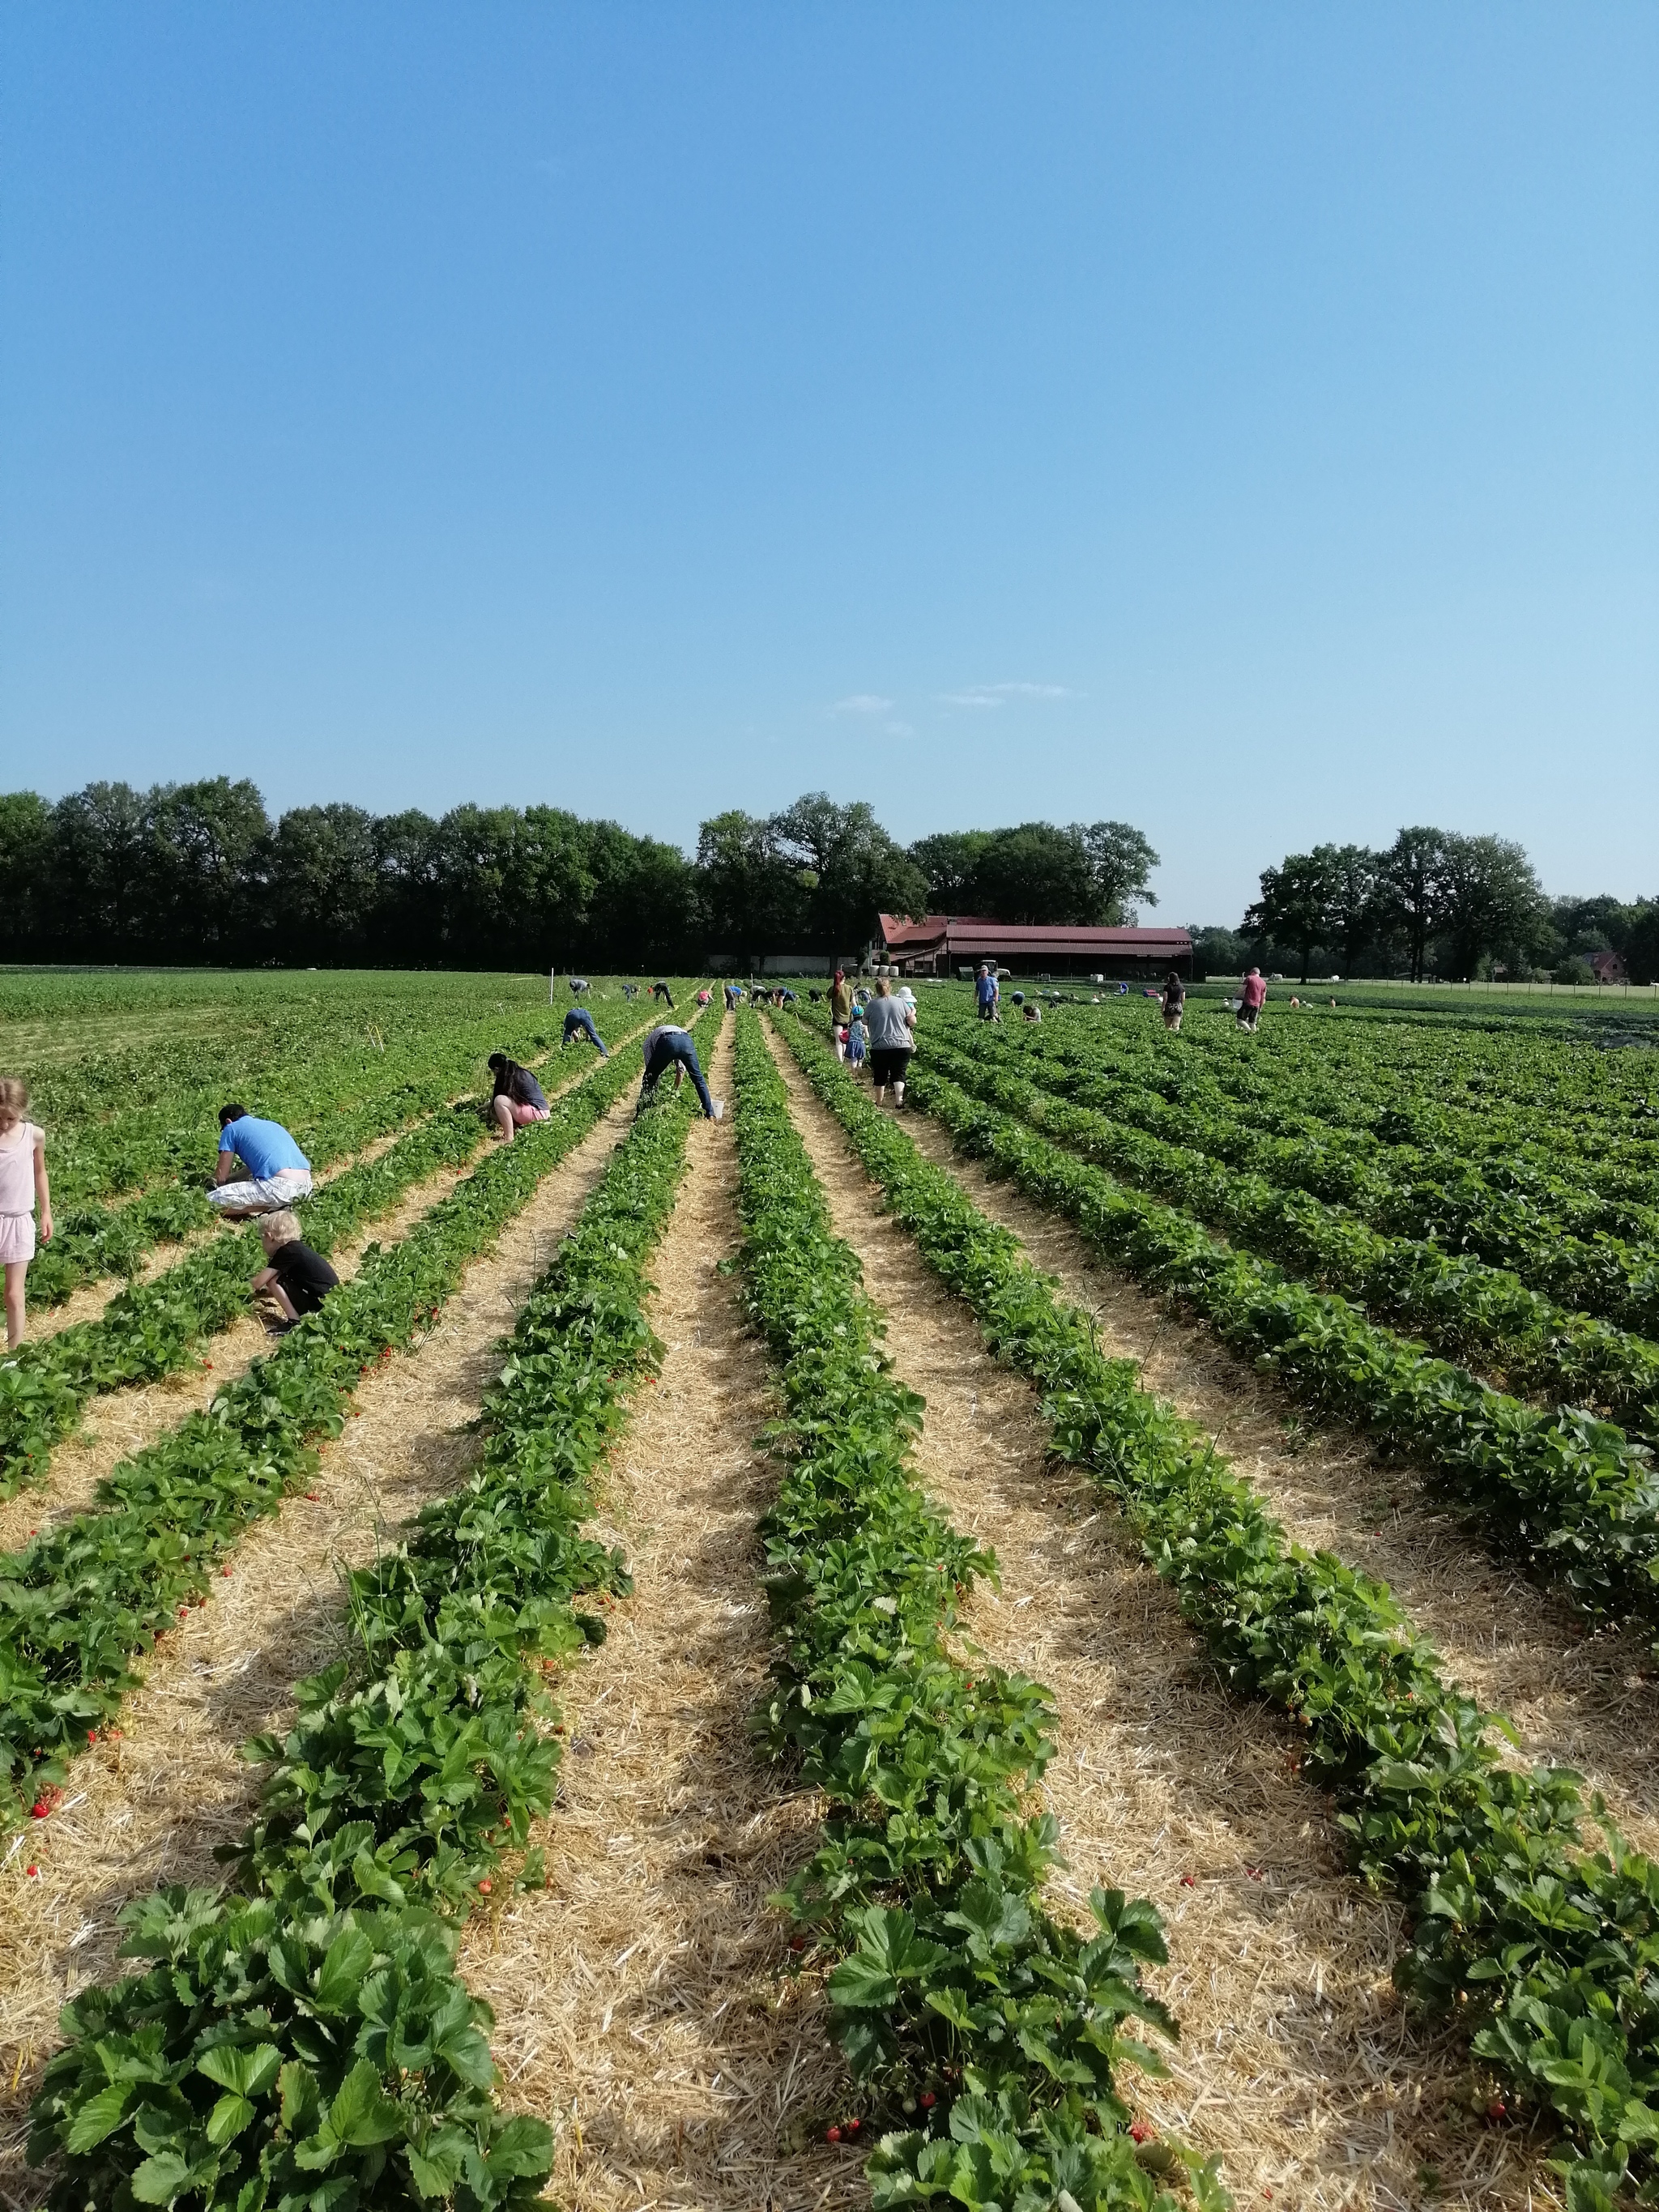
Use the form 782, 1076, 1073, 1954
732, 1011, 1227, 2212
25, 1015, 710, 2212
775, 1009, 1659, 2212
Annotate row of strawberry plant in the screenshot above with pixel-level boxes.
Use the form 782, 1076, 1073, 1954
0, 1007, 662, 1500
0, 1026, 661, 1836
923, 1034, 1659, 1443
774, 1011, 1659, 2212
1142, 991, 1659, 1159
1001, 997, 1659, 1216
28, 991, 671, 1308
898, 1051, 1659, 1639
936, 1006, 1659, 1295
731, 1011, 1226, 2212
25, 1021, 709, 2212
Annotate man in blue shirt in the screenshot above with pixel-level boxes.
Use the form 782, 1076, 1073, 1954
975, 964, 1000, 1021
210, 1105, 313, 1219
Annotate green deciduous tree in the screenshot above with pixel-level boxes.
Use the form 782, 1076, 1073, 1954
770, 793, 929, 953
1377, 826, 1452, 982
908, 818, 1158, 927
1434, 833, 1546, 981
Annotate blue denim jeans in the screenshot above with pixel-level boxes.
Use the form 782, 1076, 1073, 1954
641, 1034, 714, 1117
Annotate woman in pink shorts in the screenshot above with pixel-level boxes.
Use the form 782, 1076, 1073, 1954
0, 1077, 53, 1349
487, 1052, 552, 1142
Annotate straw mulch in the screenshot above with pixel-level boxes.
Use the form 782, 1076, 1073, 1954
0, 1093, 640, 2208
0, 1119, 514, 1560
769, 1032, 1555, 2212
461, 1025, 863, 2212
899, 1105, 1659, 1858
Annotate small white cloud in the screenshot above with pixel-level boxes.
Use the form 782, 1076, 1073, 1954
940, 681, 1075, 709
885, 720, 914, 738
831, 693, 895, 715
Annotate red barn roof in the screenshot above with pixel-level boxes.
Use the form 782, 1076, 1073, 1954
877, 914, 1192, 962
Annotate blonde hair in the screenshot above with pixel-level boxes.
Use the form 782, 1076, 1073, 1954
260, 1209, 303, 1250
874, 976, 893, 996
0, 1078, 29, 1136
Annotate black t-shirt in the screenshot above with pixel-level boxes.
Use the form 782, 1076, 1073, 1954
269, 1240, 339, 1315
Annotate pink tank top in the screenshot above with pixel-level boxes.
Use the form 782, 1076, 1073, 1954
0, 1125, 40, 1215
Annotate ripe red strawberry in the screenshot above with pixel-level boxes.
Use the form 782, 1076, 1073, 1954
1486, 2099, 1507, 2124
846, 2117, 860, 2133
918, 2092, 936, 2109
1179, 1873, 1196, 1887
1129, 2121, 1152, 2145
477, 1878, 493, 1895
825, 2125, 841, 2143
24, 1864, 38, 1878
788, 1935, 806, 1953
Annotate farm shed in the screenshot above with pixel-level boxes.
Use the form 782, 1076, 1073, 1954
876, 913, 1193, 979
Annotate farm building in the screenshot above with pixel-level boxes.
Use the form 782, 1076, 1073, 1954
1590, 949, 1628, 984
876, 913, 1193, 979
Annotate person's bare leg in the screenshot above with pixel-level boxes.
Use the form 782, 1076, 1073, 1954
893, 1077, 906, 1106
492, 1096, 515, 1143
5, 1261, 26, 1350
272, 1284, 301, 1323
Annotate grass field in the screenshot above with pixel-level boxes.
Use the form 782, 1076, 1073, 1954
2, 968, 1655, 2212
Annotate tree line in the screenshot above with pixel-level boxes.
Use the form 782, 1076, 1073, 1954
0, 780, 1160, 970
1226, 827, 1659, 985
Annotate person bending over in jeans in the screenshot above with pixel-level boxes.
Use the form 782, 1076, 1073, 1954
636, 1025, 721, 1120
488, 1051, 550, 1141
561, 1007, 608, 1055
251, 1210, 338, 1336
211, 1106, 313, 1219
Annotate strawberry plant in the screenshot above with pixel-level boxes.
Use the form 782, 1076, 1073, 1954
0, 1004, 662, 1499
776, 1009, 1659, 2212
923, 1035, 1659, 1444
0, 1025, 671, 1833
894, 1053, 1659, 1642
731, 1012, 1229, 2212
27, 1007, 716, 2210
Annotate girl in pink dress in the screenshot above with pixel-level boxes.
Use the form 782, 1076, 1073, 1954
0, 1078, 53, 1349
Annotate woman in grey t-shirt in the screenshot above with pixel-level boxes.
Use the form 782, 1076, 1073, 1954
864, 978, 917, 1106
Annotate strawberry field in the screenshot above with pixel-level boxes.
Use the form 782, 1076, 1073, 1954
3, 969, 1658, 2210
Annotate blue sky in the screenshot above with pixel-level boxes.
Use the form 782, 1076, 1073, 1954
2, 4, 1653, 924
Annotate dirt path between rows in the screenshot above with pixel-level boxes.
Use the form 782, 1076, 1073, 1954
0, 1090, 641, 2208
460, 1025, 859, 2212
768, 1027, 1550, 2212
898, 1077, 1659, 1857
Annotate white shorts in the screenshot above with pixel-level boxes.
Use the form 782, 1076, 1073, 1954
207, 1168, 313, 1214
0, 1213, 35, 1265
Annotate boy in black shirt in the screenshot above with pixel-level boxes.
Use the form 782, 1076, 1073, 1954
253, 1209, 339, 1335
